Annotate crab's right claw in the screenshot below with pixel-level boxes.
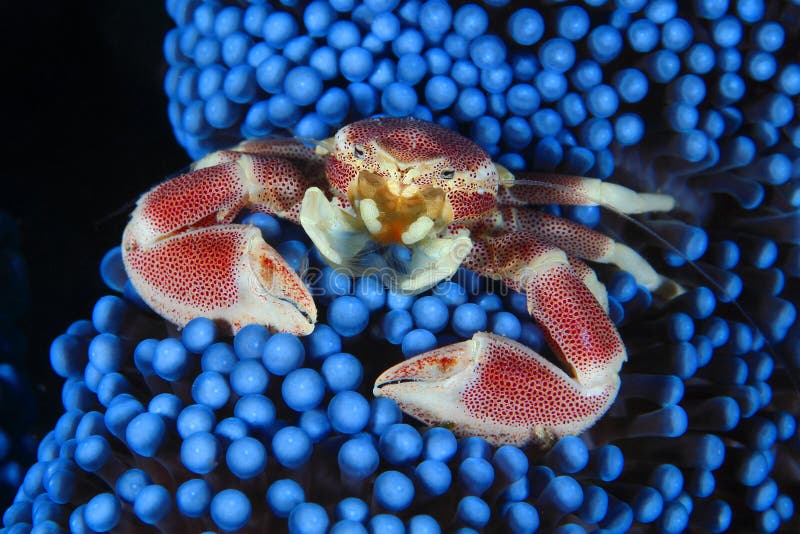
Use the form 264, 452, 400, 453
373, 332, 620, 447
123, 224, 316, 335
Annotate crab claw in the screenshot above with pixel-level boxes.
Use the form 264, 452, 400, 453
123, 224, 316, 335
373, 332, 620, 447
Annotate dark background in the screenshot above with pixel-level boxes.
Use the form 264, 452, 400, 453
1, 2, 188, 424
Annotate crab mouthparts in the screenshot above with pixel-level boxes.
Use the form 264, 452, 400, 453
352, 171, 451, 245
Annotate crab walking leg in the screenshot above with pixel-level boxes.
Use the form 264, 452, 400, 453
496, 169, 675, 214
193, 138, 326, 177
500, 207, 683, 298
375, 234, 626, 446
123, 225, 316, 335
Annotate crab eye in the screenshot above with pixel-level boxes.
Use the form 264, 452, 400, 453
354, 144, 366, 159
440, 168, 456, 180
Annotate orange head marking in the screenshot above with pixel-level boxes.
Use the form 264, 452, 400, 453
326, 117, 499, 244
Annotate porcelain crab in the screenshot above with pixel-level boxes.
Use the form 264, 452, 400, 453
122, 117, 680, 447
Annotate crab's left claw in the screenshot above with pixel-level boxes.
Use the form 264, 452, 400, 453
373, 332, 620, 447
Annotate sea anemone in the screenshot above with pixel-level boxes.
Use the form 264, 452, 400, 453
3, 1, 798, 532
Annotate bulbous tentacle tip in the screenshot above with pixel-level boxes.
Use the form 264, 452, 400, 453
374, 332, 621, 448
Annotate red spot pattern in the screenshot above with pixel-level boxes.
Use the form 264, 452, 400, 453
448, 190, 496, 222
329, 117, 499, 221
194, 150, 242, 165
247, 156, 313, 223
139, 162, 245, 239
236, 138, 318, 159
123, 137, 338, 334
461, 232, 554, 293
567, 257, 597, 287
135, 150, 331, 245
344, 117, 485, 164
526, 263, 624, 384
461, 239, 495, 280
462, 232, 624, 385
500, 207, 613, 261
325, 155, 359, 197
495, 187, 526, 207
124, 224, 315, 334
506, 173, 595, 206
379, 346, 466, 381
461, 336, 614, 428
447, 210, 502, 239
234, 138, 327, 181
125, 226, 243, 313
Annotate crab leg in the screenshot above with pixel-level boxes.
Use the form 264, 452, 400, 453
193, 138, 326, 186
122, 149, 319, 335
497, 170, 675, 214
375, 233, 625, 447
500, 207, 683, 298
491, 170, 683, 296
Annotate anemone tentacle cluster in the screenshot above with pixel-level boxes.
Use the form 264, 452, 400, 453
0, 212, 38, 509
0, 202, 794, 532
